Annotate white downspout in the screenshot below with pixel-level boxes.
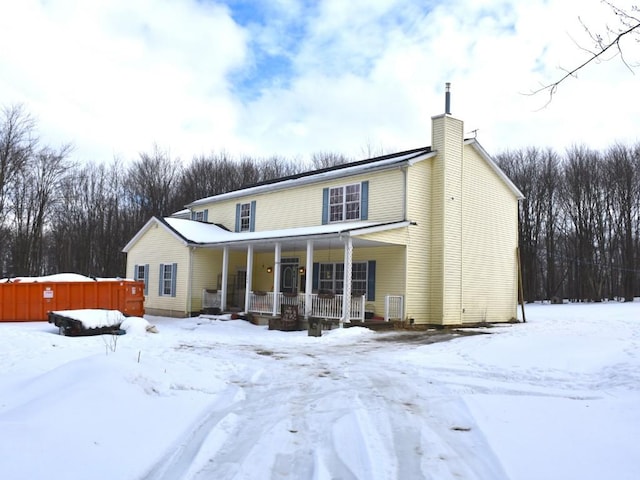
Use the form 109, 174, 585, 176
402, 165, 408, 221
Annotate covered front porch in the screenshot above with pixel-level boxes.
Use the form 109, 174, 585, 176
194, 224, 409, 327
204, 290, 404, 323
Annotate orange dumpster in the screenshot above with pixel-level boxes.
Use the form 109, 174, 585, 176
0, 275, 145, 322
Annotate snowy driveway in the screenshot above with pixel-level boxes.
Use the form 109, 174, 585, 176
1, 302, 639, 480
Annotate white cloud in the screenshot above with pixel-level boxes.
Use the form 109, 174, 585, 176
0, 0, 638, 164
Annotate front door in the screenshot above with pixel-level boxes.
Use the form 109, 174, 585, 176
235, 269, 246, 308
280, 259, 298, 294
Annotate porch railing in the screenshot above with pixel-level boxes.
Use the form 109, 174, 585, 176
247, 292, 366, 321
202, 289, 222, 310
384, 295, 404, 321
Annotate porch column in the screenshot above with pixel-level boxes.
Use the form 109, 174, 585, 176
341, 236, 353, 326
220, 246, 229, 311
305, 240, 314, 318
272, 242, 282, 316
244, 244, 254, 313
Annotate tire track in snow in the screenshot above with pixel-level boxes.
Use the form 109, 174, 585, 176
141, 384, 245, 480
182, 343, 509, 480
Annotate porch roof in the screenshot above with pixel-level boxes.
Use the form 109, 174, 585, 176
124, 217, 411, 252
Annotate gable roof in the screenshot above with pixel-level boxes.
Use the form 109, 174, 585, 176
188, 146, 435, 208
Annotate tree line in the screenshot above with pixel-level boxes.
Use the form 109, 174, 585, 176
0, 104, 349, 279
496, 145, 640, 303
1, 104, 638, 302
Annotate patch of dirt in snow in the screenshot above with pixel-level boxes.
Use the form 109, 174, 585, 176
372, 330, 486, 345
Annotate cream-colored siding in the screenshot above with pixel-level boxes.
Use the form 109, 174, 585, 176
461, 146, 519, 322
192, 168, 405, 232
190, 249, 222, 312
355, 227, 409, 246
355, 246, 406, 317
429, 115, 465, 325
405, 160, 432, 323
126, 223, 190, 316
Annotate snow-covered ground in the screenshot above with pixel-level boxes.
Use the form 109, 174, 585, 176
0, 302, 638, 480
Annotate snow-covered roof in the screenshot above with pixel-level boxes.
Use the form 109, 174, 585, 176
170, 208, 192, 219
188, 147, 435, 208
122, 216, 410, 252
164, 217, 410, 246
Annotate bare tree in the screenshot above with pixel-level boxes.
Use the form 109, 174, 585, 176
126, 144, 183, 225
310, 152, 351, 170
0, 105, 36, 230
604, 143, 639, 300
48, 159, 131, 276
9, 145, 72, 275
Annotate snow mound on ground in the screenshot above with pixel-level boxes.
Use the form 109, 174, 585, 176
121, 317, 158, 335
322, 326, 375, 340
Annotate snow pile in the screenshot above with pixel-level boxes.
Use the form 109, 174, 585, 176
0, 273, 133, 283
1, 273, 94, 283
0, 301, 638, 480
121, 316, 158, 335
52, 309, 125, 328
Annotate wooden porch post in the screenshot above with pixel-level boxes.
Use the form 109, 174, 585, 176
272, 242, 281, 317
244, 245, 254, 313
341, 236, 353, 326
305, 240, 314, 319
221, 246, 229, 311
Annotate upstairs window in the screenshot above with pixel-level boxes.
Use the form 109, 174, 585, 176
191, 209, 208, 222
329, 184, 360, 222
240, 203, 251, 231
235, 201, 256, 232
322, 181, 368, 224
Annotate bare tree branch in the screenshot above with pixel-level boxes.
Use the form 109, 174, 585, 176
528, 2, 640, 106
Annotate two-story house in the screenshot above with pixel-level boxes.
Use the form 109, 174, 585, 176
123, 110, 524, 326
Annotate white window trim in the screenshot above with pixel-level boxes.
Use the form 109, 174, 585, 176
329, 183, 361, 223
161, 264, 174, 296
240, 202, 251, 232
318, 261, 367, 294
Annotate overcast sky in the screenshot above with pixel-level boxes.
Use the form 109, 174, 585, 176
1, 0, 638, 164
